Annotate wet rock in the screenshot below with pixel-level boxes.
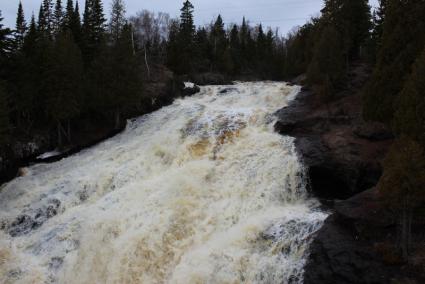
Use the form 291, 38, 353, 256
290, 74, 307, 86
275, 86, 392, 199
219, 87, 239, 95
181, 83, 201, 97
7, 269, 22, 280
8, 215, 40, 237
304, 189, 398, 284
7, 199, 61, 237
304, 215, 392, 284
275, 65, 399, 283
49, 257, 64, 270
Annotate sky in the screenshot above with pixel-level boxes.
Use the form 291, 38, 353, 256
1, 0, 380, 35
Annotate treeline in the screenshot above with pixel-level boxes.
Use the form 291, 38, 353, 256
283, 0, 372, 101
167, 1, 285, 79
283, 0, 425, 261
366, 0, 425, 261
0, 0, 298, 152
0, 0, 144, 148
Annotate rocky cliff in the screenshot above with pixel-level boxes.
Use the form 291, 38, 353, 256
273, 64, 425, 283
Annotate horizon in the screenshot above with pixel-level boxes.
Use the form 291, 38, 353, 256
1, 0, 379, 36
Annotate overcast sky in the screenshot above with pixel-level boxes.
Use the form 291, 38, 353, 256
1, 0, 379, 35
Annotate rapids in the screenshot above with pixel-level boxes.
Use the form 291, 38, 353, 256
0, 82, 327, 284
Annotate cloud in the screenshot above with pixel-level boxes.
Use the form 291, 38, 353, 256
1, 0, 379, 35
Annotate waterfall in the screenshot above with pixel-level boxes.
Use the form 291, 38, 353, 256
0, 82, 327, 284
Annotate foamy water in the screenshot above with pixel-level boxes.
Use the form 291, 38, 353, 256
0, 82, 327, 284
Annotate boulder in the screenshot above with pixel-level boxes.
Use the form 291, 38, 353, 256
304, 188, 399, 284
181, 82, 201, 97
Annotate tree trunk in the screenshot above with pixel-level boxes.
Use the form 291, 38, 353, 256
144, 45, 151, 79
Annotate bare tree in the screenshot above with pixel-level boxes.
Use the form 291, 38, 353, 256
130, 10, 171, 71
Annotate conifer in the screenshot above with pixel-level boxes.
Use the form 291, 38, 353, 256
15, 1, 27, 49
53, 0, 64, 35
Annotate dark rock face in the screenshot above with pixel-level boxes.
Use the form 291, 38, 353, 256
274, 65, 405, 283
304, 216, 392, 284
304, 189, 397, 284
275, 87, 392, 199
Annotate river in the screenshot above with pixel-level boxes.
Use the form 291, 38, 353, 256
0, 82, 327, 284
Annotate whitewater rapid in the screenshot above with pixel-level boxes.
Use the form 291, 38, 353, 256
0, 82, 327, 284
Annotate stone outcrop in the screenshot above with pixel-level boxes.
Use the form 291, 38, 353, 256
272, 64, 425, 283
275, 87, 392, 199
304, 188, 398, 284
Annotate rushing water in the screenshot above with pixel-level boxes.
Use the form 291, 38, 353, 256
0, 82, 327, 284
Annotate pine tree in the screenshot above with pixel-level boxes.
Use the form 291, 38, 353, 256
166, 19, 181, 72
246, 29, 256, 67
82, 0, 106, 64
229, 24, 240, 74
0, 11, 12, 72
23, 14, 38, 57
179, 0, 195, 42
42, 0, 54, 36
14, 14, 39, 127
256, 24, 266, 59
166, 0, 195, 74
63, 0, 81, 42
378, 137, 425, 261
307, 26, 345, 102
89, 23, 142, 129
321, 0, 371, 59
71, 1, 82, 45
283, 19, 318, 78
46, 30, 83, 146
0, 14, 10, 137
53, 0, 64, 35
264, 29, 276, 77
194, 27, 211, 72
110, 23, 143, 129
15, 1, 27, 49
239, 17, 249, 70
363, 0, 425, 123
240, 17, 248, 47
210, 15, 227, 72
109, 0, 126, 43
37, 4, 48, 36
63, 0, 74, 28
179, 0, 195, 73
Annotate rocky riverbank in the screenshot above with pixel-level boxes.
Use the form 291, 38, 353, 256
273, 64, 425, 282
